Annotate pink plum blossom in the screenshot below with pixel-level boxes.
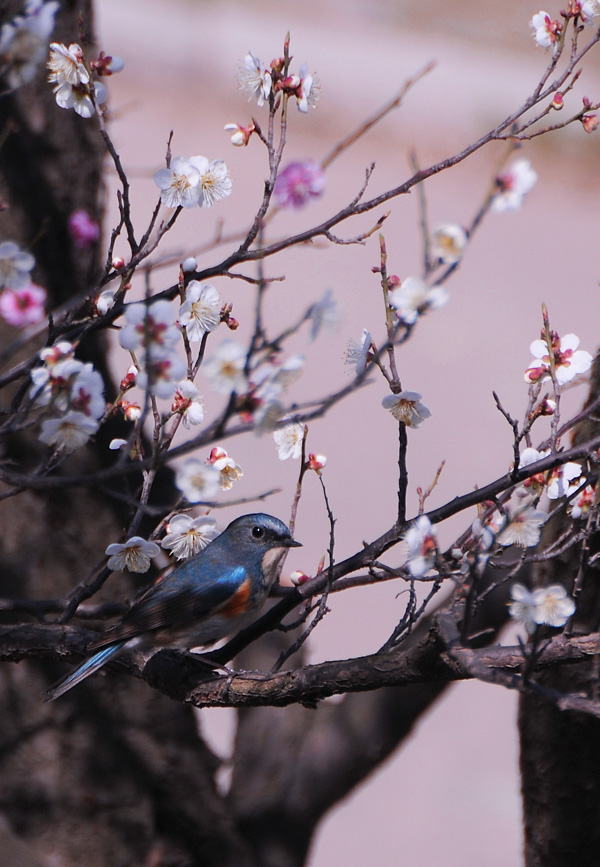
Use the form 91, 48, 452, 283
274, 160, 326, 210
0, 283, 46, 326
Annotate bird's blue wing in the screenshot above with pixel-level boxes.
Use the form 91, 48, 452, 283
88, 554, 249, 650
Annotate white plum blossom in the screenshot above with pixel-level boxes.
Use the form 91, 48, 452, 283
69, 363, 106, 420
519, 447, 583, 500
295, 63, 320, 112
237, 51, 272, 106
161, 514, 219, 560
202, 340, 248, 395
509, 582, 576, 633
497, 505, 546, 547
105, 536, 161, 573
345, 329, 373, 375
308, 288, 339, 342
530, 11, 562, 49
569, 484, 596, 519
172, 380, 205, 428
574, 0, 599, 25
175, 458, 221, 503
0, 0, 59, 90
119, 300, 180, 355
47, 42, 89, 87
54, 79, 106, 118
96, 288, 116, 314
274, 422, 305, 460
154, 156, 202, 209
382, 391, 431, 428
0, 241, 35, 290
431, 224, 468, 265
404, 516, 438, 578
208, 448, 244, 491
491, 159, 537, 212
179, 281, 221, 341
188, 156, 232, 208
388, 277, 448, 325
136, 350, 187, 400
546, 461, 583, 500
525, 332, 592, 386
39, 410, 99, 452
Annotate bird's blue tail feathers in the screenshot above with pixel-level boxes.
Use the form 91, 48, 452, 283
45, 642, 125, 701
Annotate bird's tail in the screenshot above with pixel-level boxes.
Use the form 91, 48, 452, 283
45, 641, 125, 701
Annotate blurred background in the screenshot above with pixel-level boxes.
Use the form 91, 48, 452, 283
96, 1, 600, 864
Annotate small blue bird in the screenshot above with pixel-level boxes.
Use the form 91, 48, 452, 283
45, 513, 300, 700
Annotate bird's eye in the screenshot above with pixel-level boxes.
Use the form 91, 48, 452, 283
252, 525, 264, 539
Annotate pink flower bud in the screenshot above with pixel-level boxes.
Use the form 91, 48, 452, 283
552, 91, 564, 109
582, 114, 599, 133
112, 256, 125, 270
306, 453, 327, 472
290, 570, 310, 586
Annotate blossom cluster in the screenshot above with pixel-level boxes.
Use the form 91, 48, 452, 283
29, 341, 106, 452
154, 156, 232, 209
509, 582, 576, 633
237, 50, 319, 113
0, 240, 46, 328
47, 41, 123, 118
105, 513, 220, 573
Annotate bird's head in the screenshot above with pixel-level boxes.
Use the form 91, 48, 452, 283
223, 513, 301, 551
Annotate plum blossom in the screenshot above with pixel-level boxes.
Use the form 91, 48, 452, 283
68, 210, 100, 249
69, 363, 106, 420
0, 0, 59, 90
0, 241, 35, 290
161, 514, 219, 560
308, 288, 339, 342
119, 300, 180, 355
294, 63, 320, 113
382, 391, 431, 428
530, 12, 562, 49
96, 289, 116, 315
0, 283, 46, 326
520, 447, 583, 500
39, 410, 99, 452
345, 329, 373, 375
224, 122, 256, 147
525, 332, 592, 386
572, 0, 599, 24
497, 505, 546, 547
54, 79, 106, 118
179, 281, 221, 341
172, 380, 204, 428
188, 156, 232, 208
569, 484, 596, 519
509, 583, 576, 633
175, 458, 221, 503
154, 157, 202, 209
237, 51, 272, 106
404, 516, 438, 578
430, 224, 468, 265
47, 42, 88, 87
202, 340, 248, 395
546, 462, 583, 500
136, 351, 187, 400
105, 536, 161, 573
274, 422, 305, 460
388, 277, 448, 325
208, 447, 244, 491
491, 159, 537, 212
274, 160, 326, 209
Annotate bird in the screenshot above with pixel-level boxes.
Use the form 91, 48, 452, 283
45, 513, 301, 700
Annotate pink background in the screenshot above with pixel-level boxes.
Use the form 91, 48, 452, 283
97, 1, 600, 863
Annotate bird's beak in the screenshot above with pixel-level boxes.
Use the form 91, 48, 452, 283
284, 538, 302, 548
